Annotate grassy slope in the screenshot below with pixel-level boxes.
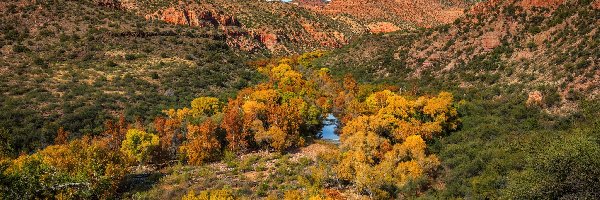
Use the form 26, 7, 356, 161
0, 0, 263, 154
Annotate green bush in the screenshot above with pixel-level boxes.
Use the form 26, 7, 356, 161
503, 134, 600, 199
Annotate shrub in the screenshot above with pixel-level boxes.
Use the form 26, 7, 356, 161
503, 134, 600, 199
12, 44, 28, 53
124, 54, 137, 61
1, 137, 126, 199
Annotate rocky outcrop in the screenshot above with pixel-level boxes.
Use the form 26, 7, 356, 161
157, 7, 199, 26
148, 7, 240, 28
253, 31, 279, 52
143, 7, 268, 51
140, 2, 349, 54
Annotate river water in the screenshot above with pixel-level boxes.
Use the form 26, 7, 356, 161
319, 113, 339, 142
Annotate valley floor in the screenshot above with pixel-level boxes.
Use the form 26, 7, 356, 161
122, 141, 346, 199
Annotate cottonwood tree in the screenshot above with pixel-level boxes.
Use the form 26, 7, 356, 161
120, 129, 159, 165
337, 91, 459, 198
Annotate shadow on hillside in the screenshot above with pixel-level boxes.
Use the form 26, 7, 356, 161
117, 172, 165, 197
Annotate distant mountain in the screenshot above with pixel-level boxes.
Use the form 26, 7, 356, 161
97, 0, 480, 54
97, 0, 356, 55
296, 0, 470, 30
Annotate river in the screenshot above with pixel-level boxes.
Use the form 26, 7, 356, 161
319, 113, 339, 142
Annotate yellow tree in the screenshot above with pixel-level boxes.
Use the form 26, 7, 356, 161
190, 97, 220, 118
120, 129, 159, 165
342, 74, 358, 94
337, 90, 459, 196
7, 136, 127, 199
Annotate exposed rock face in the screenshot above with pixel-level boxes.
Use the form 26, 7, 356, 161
143, 6, 267, 51
252, 31, 279, 52
150, 7, 240, 28
472, 0, 566, 13
142, 3, 348, 54
157, 7, 199, 26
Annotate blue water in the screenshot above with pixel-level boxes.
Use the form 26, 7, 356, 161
319, 114, 339, 141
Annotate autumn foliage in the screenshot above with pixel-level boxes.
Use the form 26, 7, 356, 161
336, 90, 460, 198
221, 58, 327, 152
2, 136, 126, 199
0, 51, 462, 199
152, 53, 330, 164
336, 90, 459, 198
180, 120, 221, 165
120, 129, 159, 165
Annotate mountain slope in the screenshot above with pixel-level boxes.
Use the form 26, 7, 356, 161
297, 0, 468, 30
314, 0, 600, 198
100, 0, 480, 54
320, 0, 599, 114
0, 0, 262, 153
98, 0, 358, 55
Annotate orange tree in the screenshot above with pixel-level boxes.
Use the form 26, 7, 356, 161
222, 55, 329, 152
160, 97, 224, 165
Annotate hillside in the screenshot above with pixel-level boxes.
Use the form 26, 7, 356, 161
0, 0, 482, 160
98, 0, 357, 54
320, 0, 599, 114
296, 0, 469, 31
100, 0, 479, 54
0, 0, 262, 153
315, 0, 600, 198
